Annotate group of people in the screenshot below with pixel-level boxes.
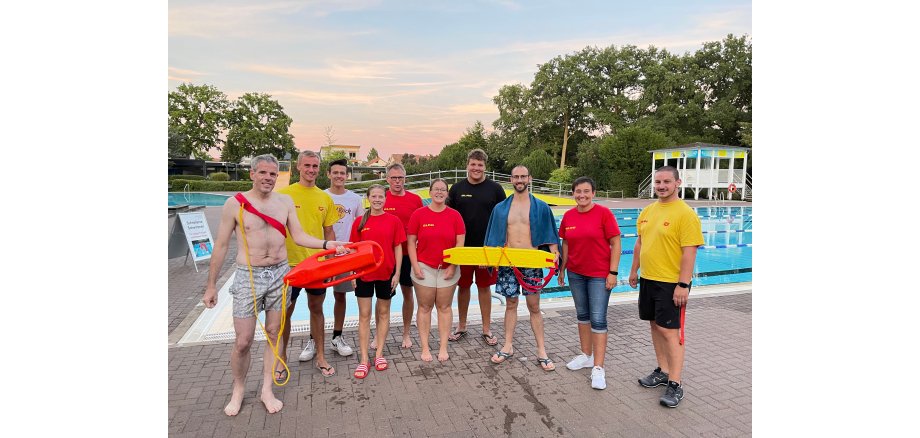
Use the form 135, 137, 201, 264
203, 148, 703, 416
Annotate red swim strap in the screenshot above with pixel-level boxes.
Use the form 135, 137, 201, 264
679, 304, 686, 345
235, 193, 287, 237
483, 245, 557, 292
512, 263, 557, 292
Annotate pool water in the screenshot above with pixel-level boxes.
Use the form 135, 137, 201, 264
287, 206, 752, 319
168, 192, 230, 207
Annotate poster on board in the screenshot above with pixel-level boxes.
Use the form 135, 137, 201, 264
177, 212, 214, 262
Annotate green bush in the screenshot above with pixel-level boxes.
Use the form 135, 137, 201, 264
169, 180, 253, 191
168, 174, 206, 181
209, 172, 230, 181
548, 167, 574, 186
237, 170, 251, 181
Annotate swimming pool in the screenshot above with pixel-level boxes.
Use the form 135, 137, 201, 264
168, 192, 230, 207
293, 206, 752, 317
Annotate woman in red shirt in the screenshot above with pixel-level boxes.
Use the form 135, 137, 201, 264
348, 185, 407, 379
407, 178, 466, 362
557, 176, 622, 390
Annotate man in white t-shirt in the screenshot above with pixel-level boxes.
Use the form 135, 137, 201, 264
322, 158, 363, 356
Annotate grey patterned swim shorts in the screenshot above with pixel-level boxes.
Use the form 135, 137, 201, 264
495, 266, 544, 297
230, 261, 291, 318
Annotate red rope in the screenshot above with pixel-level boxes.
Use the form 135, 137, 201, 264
679, 304, 686, 345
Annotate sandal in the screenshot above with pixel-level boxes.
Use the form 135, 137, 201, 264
317, 365, 336, 377
274, 369, 288, 384
448, 330, 467, 342
537, 357, 556, 372
374, 356, 389, 371
354, 363, 369, 379
490, 350, 514, 364
481, 333, 498, 346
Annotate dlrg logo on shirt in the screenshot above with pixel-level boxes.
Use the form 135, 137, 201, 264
422, 223, 435, 228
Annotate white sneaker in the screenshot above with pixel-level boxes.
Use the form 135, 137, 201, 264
298, 339, 316, 361
331, 336, 354, 356
566, 353, 594, 370
591, 366, 607, 390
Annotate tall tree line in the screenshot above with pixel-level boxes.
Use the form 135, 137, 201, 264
168, 83, 296, 162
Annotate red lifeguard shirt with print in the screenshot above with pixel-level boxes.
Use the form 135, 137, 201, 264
407, 207, 466, 268
559, 204, 621, 278
383, 190, 423, 252
349, 213, 407, 282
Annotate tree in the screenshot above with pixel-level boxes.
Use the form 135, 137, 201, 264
688, 34, 752, 145
520, 149, 556, 181
222, 93, 296, 163
600, 126, 673, 195
367, 147, 379, 161
529, 49, 599, 168
588, 45, 646, 135
168, 83, 230, 159
323, 126, 337, 147
436, 142, 469, 171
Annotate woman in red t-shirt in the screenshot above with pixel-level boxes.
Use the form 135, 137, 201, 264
557, 176, 622, 390
348, 185, 407, 379
407, 178, 466, 362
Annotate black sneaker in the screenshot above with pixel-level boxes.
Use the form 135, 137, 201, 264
659, 381, 684, 408
638, 367, 669, 388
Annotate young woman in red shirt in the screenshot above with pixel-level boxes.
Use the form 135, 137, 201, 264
348, 185, 407, 379
558, 176, 622, 390
407, 178, 466, 362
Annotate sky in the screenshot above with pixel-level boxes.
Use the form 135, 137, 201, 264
169, 0, 752, 162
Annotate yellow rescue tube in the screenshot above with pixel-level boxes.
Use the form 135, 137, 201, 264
442, 247, 555, 269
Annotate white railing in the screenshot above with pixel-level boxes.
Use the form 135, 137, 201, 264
637, 173, 653, 199
345, 169, 573, 197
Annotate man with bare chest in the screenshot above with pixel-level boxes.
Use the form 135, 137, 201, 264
202, 154, 348, 417
483, 165, 560, 371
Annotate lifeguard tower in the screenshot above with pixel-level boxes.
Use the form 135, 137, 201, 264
638, 143, 751, 201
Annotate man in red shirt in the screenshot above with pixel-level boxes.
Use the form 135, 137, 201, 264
382, 163, 424, 349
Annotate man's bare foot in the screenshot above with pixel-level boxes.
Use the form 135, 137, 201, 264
401, 336, 413, 349
437, 350, 449, 362
316, 358, 336, 377
224, 385, 245, 416
260, 391, 284, 414
420, 349, 433, 362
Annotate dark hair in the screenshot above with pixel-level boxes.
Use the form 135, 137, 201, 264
571, 176, 595, 192
329, 158, 349, 172
655, 166, 680, 180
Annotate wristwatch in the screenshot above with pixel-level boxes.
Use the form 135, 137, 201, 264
677, 281, 691, 288
609, 270, 618, 276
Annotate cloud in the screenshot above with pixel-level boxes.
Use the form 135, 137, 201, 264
169, 0, 383, 39
447, 103, 497, 115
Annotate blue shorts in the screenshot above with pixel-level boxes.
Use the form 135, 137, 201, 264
495, 266, 544, 297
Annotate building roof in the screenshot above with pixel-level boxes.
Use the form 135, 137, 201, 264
649, 142, 750, 153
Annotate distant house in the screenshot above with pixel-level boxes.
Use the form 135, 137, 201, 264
366, 157, 388, 168
320, 145, 361, 164
388, 154, 403, 165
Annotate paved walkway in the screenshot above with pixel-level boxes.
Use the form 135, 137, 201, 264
168, 201, 752, 437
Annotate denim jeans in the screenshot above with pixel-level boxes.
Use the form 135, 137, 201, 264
568, 271, 611, 333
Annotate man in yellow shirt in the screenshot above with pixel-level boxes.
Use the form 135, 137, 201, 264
628, 166, 704, 408
277, 150, 341, 377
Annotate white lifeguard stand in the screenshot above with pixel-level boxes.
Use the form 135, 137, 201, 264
639, 143, 751, 201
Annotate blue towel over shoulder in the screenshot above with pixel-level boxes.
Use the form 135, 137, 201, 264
484, 194, 560, 249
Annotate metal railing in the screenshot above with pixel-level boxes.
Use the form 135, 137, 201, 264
637, 173, 653, 199
345, 169, 572, 197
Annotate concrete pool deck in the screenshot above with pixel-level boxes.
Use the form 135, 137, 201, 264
168, 199, 752, 437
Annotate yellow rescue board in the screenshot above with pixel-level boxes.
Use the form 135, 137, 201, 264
442, 247, 555, 269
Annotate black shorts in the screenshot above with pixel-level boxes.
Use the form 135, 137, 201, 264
290, 286, 326, 303
638, 278, 686, 329
398, 254, 413, 287
355, 279, 397, 300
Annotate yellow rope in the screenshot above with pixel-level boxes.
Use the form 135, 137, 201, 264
238, 204, 290, 386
